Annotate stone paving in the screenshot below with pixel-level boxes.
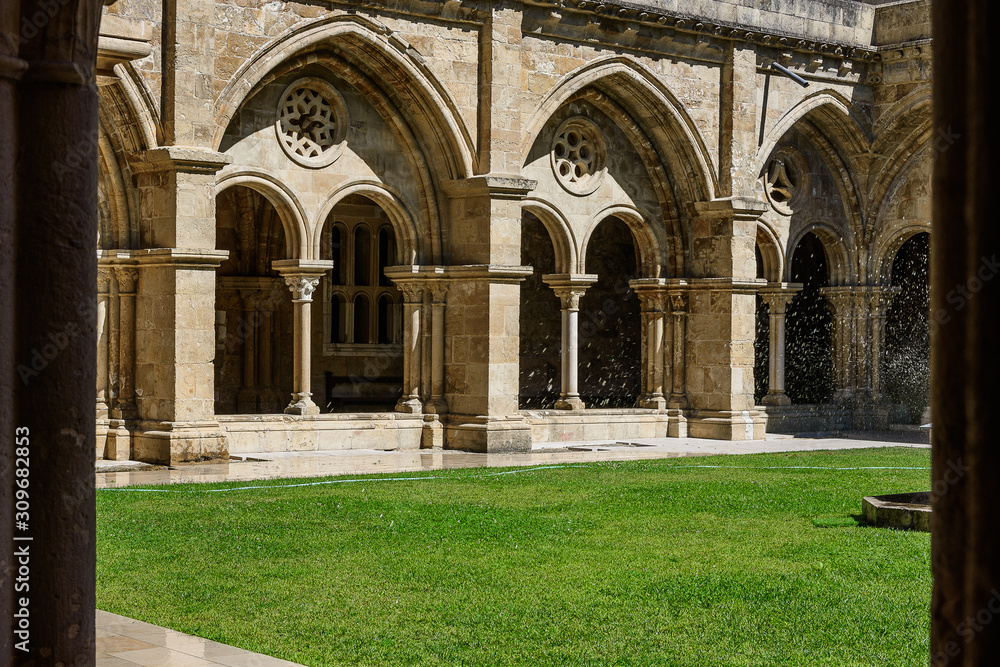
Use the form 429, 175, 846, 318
95, 431, 929, 666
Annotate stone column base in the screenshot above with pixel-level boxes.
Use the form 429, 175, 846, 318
421, 415, 444, 449
638, 395, 667, 410
666, 408, 688, 438
284, 395, 320, 415
688, 409, 767, 440
555, 396, 586, 410
444, 415, 532, 452
132, 420, 228, 464
96, 419, 110, 459
104, 418, 134, 461
761, 392, 792, 406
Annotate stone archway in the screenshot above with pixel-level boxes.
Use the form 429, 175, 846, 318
580, 216, 642, 408
214, 185, 292, 415
785, 232, 834, 404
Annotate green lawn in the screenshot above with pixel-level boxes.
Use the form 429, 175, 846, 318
97, 447, 931, 666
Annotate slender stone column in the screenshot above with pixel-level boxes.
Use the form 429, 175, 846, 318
112, 266, 139, 419
668, 291, 689, 408
284, 275, 320, 415
96, 267, 112, 418
274, 260, 332, 415
396, 282, 425, 414
759, 284, 802, 406
543, 275, 597, 410
429, 282, 449, 414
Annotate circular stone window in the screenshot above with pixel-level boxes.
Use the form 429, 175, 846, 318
551, 117, 606, 195
275, 78, 348, 169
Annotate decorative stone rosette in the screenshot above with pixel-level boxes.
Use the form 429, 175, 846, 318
276, 77, 348, 169
551, 116, 606, 196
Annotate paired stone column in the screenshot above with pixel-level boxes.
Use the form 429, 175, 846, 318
274, 261, 333, 415
758, 283, 802, 406
865, 286, 899, 402
630, 279, 667, 410
543, 274, 597, 410
819, 287, 856, 402
819, 286, 899, 403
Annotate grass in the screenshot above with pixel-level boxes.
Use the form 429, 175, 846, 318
97, 447, 931, 666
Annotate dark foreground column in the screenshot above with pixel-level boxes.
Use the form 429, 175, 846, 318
9, 1, 103, 664
931, 1, 1000, 665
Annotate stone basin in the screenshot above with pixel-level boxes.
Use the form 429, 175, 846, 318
862, 492, 931, 532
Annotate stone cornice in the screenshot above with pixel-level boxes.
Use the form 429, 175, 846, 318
523, 0, 880, 63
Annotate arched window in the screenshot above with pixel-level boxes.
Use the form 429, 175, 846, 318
330, 293, 346, 344
378, 226, 394, 287
353, 293, 371, 344
354, 226, 371, 286
322, 199, 403, 350
330, 226, 343, 285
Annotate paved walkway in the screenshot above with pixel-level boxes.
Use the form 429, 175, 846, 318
95, 431, 928, 666
97, 610, 304, 666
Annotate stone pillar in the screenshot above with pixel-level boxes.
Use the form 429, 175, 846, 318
0, 10, 19, 652
820, 287, 857, 402
631, 279, 668, 410
543, 274, 598, 410
439, 174, 535, 452
686, 198, 768, 440
759, 284, 802, 407
9, 1, 104, 662
930, 3, 1000, 663
274, 261, 332, 415
396, 282, 425, 414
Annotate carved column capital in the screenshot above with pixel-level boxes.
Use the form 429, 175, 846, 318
543, 274, 598, 311
114, 266, 139, 294
430, 282, 449, 304
97, 267, 113, 293
283, 275, 320, 302
669, 293, 688, 314
759, 282, 802, 315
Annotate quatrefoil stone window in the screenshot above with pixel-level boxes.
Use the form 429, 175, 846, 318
551, 117, 606, 195
276, 78, 347, 168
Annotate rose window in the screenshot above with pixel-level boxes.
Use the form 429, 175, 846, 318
551, 117, 606, 195
275, 78, 347, 168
